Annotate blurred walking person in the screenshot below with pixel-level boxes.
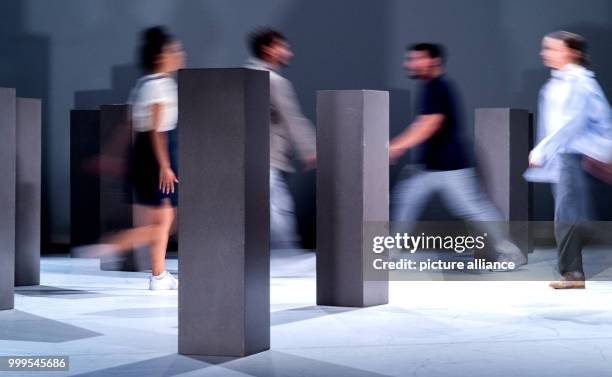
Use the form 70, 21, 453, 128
73, 26, 184, 290
390, 43, 525, 266
526, 31, 612, 289
245, 28, 316, 249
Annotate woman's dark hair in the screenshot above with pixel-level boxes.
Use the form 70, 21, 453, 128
547, 30, 590, 67
248, 28, 286, 59
139, 26, 174, 72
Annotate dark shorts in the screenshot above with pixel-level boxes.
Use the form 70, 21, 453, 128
130, 129, 178, 207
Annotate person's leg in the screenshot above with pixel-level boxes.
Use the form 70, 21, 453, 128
78, 206, 159, 259
553, 154, 590, 281
98, 205, 158, 251
438, 168, 524, 263
390, 168, 436, 223
147, 201, 175, 276
438, 168, 501, 222
101, 225, 157, 254
389, 168, 437, 260
270, 168, 300, 249
98, 203, 174, 276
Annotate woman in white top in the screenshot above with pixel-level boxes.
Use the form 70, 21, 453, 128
75, 27, 184, 290
125, 26, 183, 289
129, 27, 180, 208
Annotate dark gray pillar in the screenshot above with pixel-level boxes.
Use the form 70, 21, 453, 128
475, 108, 532, 254
316, 90, 389, 307
97, 104, 151, 272
70, 110, 101, 251
0, 88, 16, 310
388, 89, 414, 185
15, 98, 41, 286
99, 104, 132, 234
178, 68, 270, 357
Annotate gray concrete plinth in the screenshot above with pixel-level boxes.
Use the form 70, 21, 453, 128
0, 88, 16, 309
178, 68, 270, 357
475, 108, 532, 255
15, 98, 41, 286
70, 110, 101, 251
97, 104, 150, 272
316, 90, 389, 307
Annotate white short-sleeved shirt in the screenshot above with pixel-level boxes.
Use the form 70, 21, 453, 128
129, 74, 177, 132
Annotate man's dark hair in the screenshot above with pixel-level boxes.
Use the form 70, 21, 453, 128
248, 28, 286, 59
408, 43, 446, 64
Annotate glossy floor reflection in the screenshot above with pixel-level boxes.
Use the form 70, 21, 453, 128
1, 249, 612, 376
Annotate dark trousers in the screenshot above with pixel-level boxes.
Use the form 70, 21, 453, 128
553, 154, 596, 276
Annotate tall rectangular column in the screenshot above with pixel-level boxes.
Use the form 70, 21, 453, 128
475, 108, 532, 254
98, 104, 150, 272
15, 98, 41, 286
178, 68, 270, 357
0, 88, 16, 310
70, 110, 101, 250
316, 90, 389, 307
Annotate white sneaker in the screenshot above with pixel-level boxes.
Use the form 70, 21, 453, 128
167, 273, 178, 289
149, 271, 178, 290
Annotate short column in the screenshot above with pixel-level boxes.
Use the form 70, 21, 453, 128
0, 88, 16, 310
316, 90, 389, 307
15, 98, 42, 286
178, 68, 270, 357
475, 108, 532, 254
70, 110, 101, 251
98, 104, 150, 272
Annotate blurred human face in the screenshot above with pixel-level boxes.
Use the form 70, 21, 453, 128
158, 41, 185, 74
540, 36, 576, 70
263, 38, 294, 67
404, 50, 440, 80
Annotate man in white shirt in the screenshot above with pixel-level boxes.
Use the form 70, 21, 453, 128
245, 28, 316, 249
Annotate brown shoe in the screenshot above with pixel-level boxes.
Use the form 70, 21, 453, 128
549, 273, 585, 289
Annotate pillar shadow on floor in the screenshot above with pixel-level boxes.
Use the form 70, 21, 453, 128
71, 350, 393, 377
0, 310, 102, 342
83, 307, 177, 319
14, 285, 106, 299
82, 305, 362, 327
271, 305, 359, 326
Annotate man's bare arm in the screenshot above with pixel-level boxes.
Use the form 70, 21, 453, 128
389, 114, 444, 162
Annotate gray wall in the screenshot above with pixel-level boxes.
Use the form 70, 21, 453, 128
0, 0, 610, 245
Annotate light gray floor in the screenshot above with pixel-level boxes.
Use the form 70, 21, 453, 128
2, 248, 612, 377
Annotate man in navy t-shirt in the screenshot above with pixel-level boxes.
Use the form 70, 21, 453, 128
389, 43, 525, 266
418, 73, 468, 170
